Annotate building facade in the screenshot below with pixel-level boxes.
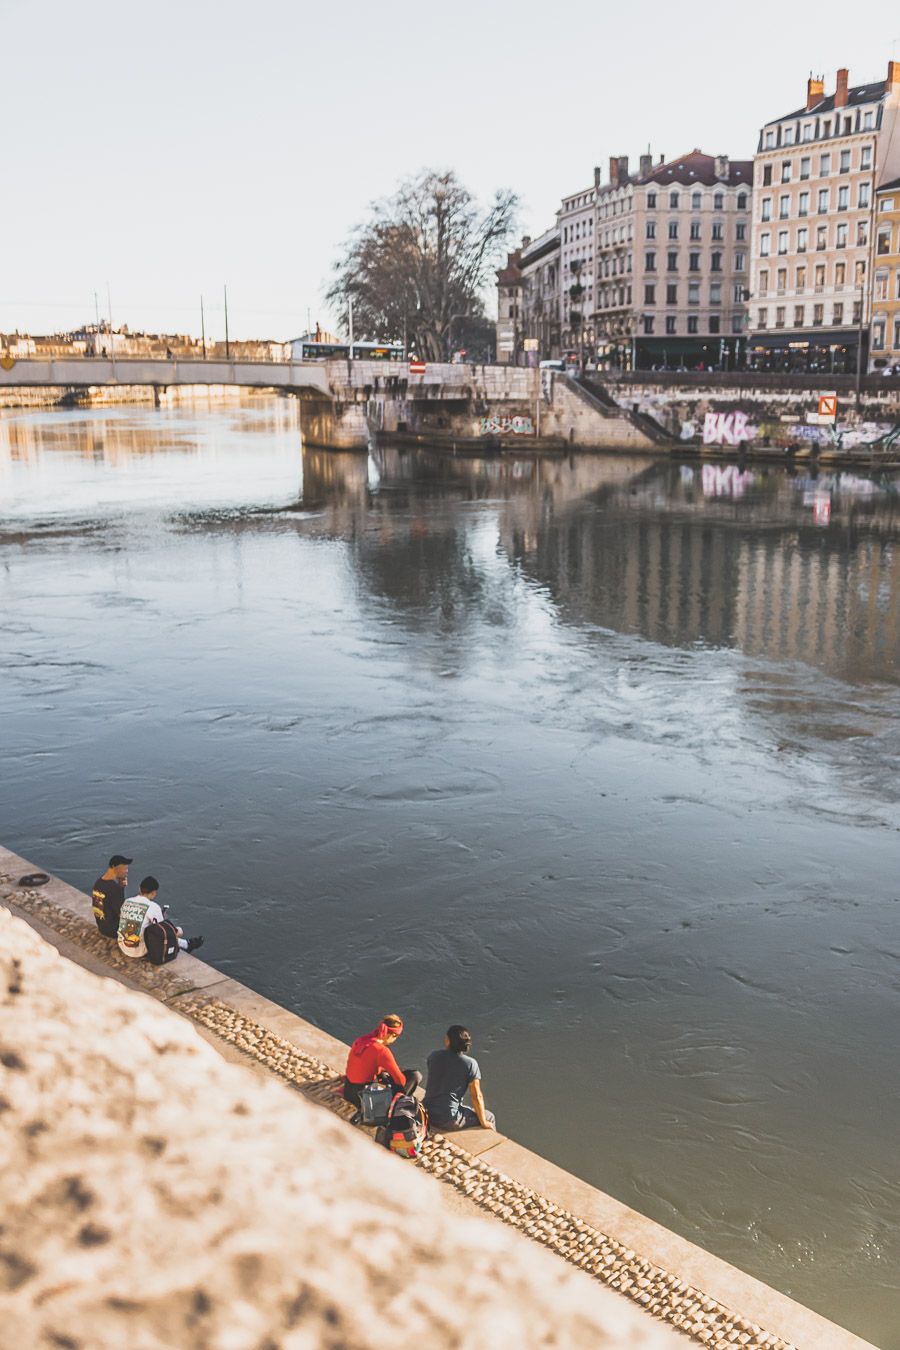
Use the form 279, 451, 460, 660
559, 183, 597, 359
594, 151, 752, 370
748, 61, 900, 373
872, 179, 900, 368
495, 249, 524, 365
520, 227, 561, 360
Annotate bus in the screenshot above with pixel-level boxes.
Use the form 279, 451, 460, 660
298, 341, 406, 362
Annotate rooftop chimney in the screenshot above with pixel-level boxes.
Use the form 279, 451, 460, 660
639, 152, 653, 178
609, 155, 619, 187
714, 154, 729, 181
594, 164, 602, 189
617, 155, 630, 184
888, 60, 900, 100
834, 67, 849, 109
806, 74, 824, 110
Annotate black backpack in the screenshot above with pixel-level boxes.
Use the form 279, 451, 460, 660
377, 1093, 428, 1160
144, 919, 180, 966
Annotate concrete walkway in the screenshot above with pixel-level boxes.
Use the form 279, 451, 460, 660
0, 845, 874, 1350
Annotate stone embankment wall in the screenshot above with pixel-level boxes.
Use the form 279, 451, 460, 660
604, 376, 900, 451
0, 906, 675, 1350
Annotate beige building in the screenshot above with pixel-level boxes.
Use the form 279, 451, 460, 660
559, 182, 597, 359
748, 61, 900, 372
520, 226, 561, 360
594, 151, 752, 370
495, 248, 523, 364
871, 178, 900, 368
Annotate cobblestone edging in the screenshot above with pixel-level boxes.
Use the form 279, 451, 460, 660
180, 995, 793, 1350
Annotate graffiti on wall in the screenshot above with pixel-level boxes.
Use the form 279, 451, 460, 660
702, 410, 755, 446
479, 415, 535, 436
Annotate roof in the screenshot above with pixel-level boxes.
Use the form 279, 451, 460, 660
775, 80, 886, 123
877, 176, 900, 194
640, 150, 752, 187
521, 227, 560, 266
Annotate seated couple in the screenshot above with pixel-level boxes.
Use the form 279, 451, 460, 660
343, 1014, 496, 1132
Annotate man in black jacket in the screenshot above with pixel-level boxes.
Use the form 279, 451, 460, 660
91, 854, 132, 937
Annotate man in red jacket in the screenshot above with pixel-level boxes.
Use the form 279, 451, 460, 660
343, 1014, 422, 1108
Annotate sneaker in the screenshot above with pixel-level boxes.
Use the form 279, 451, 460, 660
186, 936, 204, 953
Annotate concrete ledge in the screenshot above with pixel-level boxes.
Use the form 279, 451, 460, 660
0, 844, 874, 1350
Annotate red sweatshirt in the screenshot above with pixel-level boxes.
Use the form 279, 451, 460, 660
345, 1039, 405, 1089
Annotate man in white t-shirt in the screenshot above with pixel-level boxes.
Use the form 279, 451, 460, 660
117, 876, 203, 960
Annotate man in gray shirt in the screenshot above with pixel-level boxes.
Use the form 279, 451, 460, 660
424, 1024, 496, 1131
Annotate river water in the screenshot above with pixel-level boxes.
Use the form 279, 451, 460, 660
1, 399, 898, 1346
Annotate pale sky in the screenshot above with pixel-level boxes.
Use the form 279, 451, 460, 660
3, 0, 895, 341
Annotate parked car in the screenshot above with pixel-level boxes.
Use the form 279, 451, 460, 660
539, 359, 566, 371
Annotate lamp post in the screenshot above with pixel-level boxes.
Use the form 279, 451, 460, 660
855, 279, 866, 408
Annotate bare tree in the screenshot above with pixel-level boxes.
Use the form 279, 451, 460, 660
327, 170, 517, 361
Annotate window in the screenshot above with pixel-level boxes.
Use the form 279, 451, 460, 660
837, 185, 849, 210
688, 280, 700, 304
711, 250, 723, 271
779, 194, 790, 218
736, 222, 747, 240
712, 221, 724, 240
691, 191, 701, 209
645, 250, 656, 270
813, 303, 824, 326
758, 307, 768, 328
832, 302, 843, 325
861, 146, 873, 170
816, 224, 827, 250
777, 230, 789, 254
763, 164, 773, 185
877, 227, 892, 256
686, 250, 700, 272
822, 120, 831, 136
666, 283, 677, 304
815, 263, 825, 290
835, 262, 845, 287
668, 220, 678, 239
859, 182, 870, 208
836, 222, 848, 248
735, 250, 746, 271
733, 283, 746, 302
863, 111, 874, 130
775, 306, 786, 327
802, 124, 813, 142
709, 316, 721, 333
731, 314, 743, 333
737, 192, 748, 209
855, 258, 866, 283
667, 251, 678, 270
783, 126, 795, 145
644, 284, 655, 303
688, 315, 699, 334
819, 153, 831, 176
875, 271, 889, 300
798, 190, 809, 216
759, 268, 769, 294
760, 232, 771, 256
800, 157, 811, 180
710, 282, 722, 305
797, 226, 808, 251
777, 267, 787, 292
646, 220, 656, 238
765, 131, 775, 149
853, 299, 862, 323
761, 197, 772, 221
642, 315, 654, 334
894, 316, 900, 349
794, 305, 805, 325
665, 316, 677, 334
796, 265, 806, 290
710, 191, 723, 211
880, 198, 897, 213
840, 149, 851, 173
647, 191, 657, 207
669, 191, 679, 208
872, 319, 885, 350
690, 220, 701, 239
857, 220, 869, 246
781, 161, 792, 183
817, 188, 829, 213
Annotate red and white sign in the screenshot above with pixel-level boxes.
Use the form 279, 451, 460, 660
818, 392, 838, 422
409, 360, 426, 375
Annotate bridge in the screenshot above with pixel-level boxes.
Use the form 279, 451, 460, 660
0, 356, 331, 396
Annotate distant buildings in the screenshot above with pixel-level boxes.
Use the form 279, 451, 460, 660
497, 57, 900, 373
0, 324, 291, 363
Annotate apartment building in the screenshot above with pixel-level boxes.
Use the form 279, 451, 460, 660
594, 151, 752, 369
559, 183, 596, 357
872, 180, 900, 368
520, 227, 561, 360
748, 61, 900, 372
495, 248, 523, 364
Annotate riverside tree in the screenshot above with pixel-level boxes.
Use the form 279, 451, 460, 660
327, 169, 517, 362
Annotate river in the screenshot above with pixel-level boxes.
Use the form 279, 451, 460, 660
1, 398, 898, 1346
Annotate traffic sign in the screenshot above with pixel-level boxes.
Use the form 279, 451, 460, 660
523, 338, 539, 352
818, 392, 837, 422
409, 360, 426, 375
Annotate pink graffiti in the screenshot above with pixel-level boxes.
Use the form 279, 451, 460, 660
702, 410, 754, 446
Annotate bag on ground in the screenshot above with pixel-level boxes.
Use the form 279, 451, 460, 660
143, 919, 180, 966
358, 1081, 394, 1126
380, 1093, 428, 1160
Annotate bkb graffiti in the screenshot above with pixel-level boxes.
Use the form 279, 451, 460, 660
479, 415, 535, 436
702, 411, 754, 446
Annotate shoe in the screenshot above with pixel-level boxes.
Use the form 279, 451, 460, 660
186, 936, 204, 953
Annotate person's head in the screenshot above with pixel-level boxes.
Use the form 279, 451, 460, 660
139, 875, 159, 899
380, 1014, 404, 1045
445, 1025, 472, 1054
108, 854, 132, 883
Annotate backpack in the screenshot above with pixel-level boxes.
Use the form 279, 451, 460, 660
358, 1081, 394, 1126
378, 1093, 428, 1160
144, 919, 180, 966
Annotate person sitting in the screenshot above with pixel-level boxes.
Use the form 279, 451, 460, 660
343, 1014, 421, 1109
424, 1024, 496, 1132
91, 854, 132, 938
116, 875, 203, 960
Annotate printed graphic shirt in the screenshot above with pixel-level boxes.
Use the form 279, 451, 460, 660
117, 896, 165, 959
91, 877, 126, 938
